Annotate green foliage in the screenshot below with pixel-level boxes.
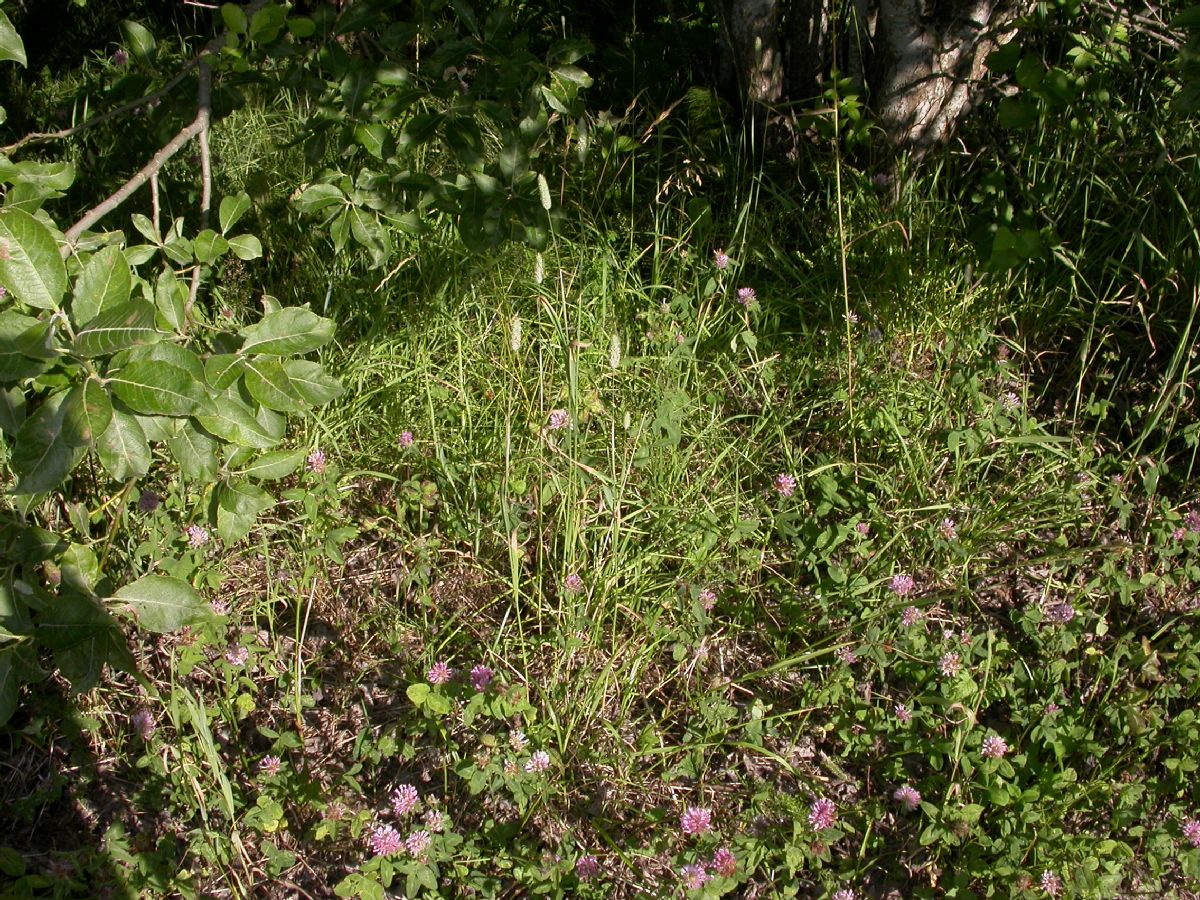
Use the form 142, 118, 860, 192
0, 11, 342, 725
273, 0, 591, 256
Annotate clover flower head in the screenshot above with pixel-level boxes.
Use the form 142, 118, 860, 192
711, 847, 736, 877
736, 287, 757, 307
470, 665, 494, 691
680, 863, 709, 891
306, 450, 327, 474
576, 855, 600, 880
405, 830, 432, 857
980, 734, 1009, 759
774, 473, 797, 497
901, 606, 921, 627
808, 798, 837, 830
713, 249, 730, 270
1182, 818, 1200, 848
391, 784, 420, 817
890, 573, 915, 596
367, 824, 404, 856
1040, 871, 1063, 897
1044, 602, 1076, 625
131, 708, 155, 740
939, 517, 958, 540
398, 430, 415, 449
186, 524, 209, 548
680, 806, 712, 836
259, 755, 282, 777
548, 409, 571, 430
698, 588, 717, 610
224, 645, 249, 666
563, 573, 584, 594
939, 652, 962, 677
427, 661, 454, 685
893, 785, 921, 811
525, 750, 551, 773
894, 703, 912, 723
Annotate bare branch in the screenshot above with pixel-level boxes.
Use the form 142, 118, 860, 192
187, 63, 214, 318
61, 108, 209, 255
2, 0, 269, 157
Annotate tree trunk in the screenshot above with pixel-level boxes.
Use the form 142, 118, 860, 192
873, 0, 1026, 153
720, 0, 1029, 156
722, 0, 786, 104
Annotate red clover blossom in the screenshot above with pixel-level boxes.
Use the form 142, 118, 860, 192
808, 798, 837, 830
980, 734, 1009, 759
680, 806, 712, 836
391, 784, 420, 817
893, 785, 921, 811
367, 824, 404, 856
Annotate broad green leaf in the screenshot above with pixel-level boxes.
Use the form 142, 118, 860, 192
287, 16, 315, 38
0, 311, 53, 382
0, 384, 25, 436
354, 123, 390, 159
119, 20, 156, 62
242, 356, 306, 412
111, 574, 212, 633
162, 234, 193, 266
293, 183, 345, 215
348, 207, 390, 267
71, 245, 131, 328
216, 480, 273, 544
239, 448, 304, 481
205, 353, 245, 389
400, 112, 444, 149
127, 341, 206, 382
0, 160, 74, 190
133, 413, 175, 443
130, 213, 160, 245
227, 234, 262, 260
154, 268, 187, 332
406, 682, 430, 706
221, 3, 248, 33
249, 3, 287, 42
73, 300, 160, 357
193, 229, 229, 264
330, 209, 350, 251
124, 244, 157, 266
95, 410, 150, 479
282, 360, 343, 406
219, 192, 252, 233
166, 420, 219, 481
12, 391, 80, 494
42, 590, 135, 692
60, 543, 101, 595
60, 378, 112, 447
239, 307, 334, 356
0, 207, 67, 309
0, 10, 27, 67
109, 360, 206, 416
195, 386, 283, 448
